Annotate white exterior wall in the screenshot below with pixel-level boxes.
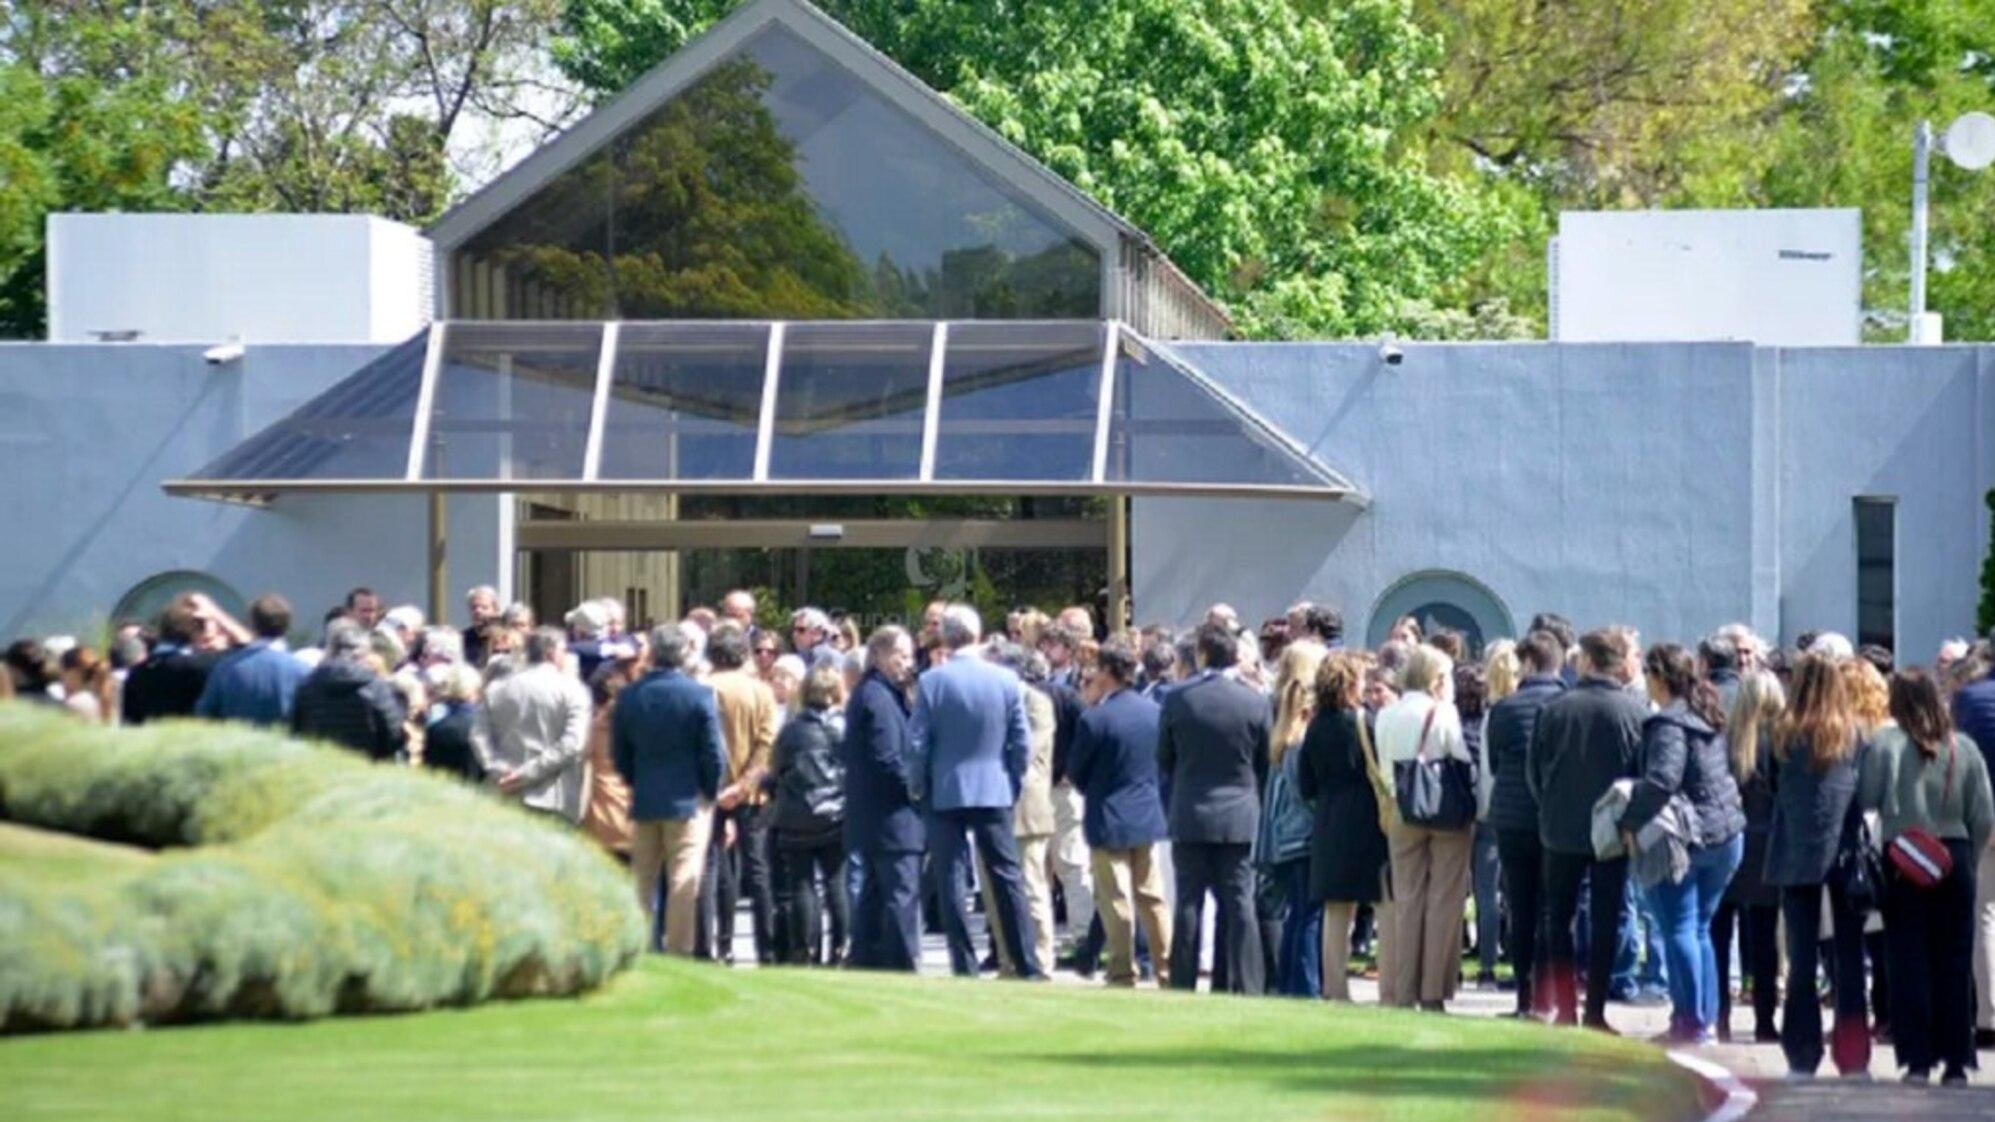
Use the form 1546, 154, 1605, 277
1553, 209, 1862, 346
0, 343, 501, 639
46, 214, 431, 344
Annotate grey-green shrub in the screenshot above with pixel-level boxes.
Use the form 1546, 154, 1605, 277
0, 704, 645, 1032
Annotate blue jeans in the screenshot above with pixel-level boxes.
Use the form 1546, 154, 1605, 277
1649, 834, 1744, 1038
1274, 858, 1321, 998
1635, 883, 1669, 992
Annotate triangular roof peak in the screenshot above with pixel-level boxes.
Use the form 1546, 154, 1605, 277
432, 0, 1148, 257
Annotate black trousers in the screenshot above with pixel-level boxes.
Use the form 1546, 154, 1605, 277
931, 807, 1042, 978
698, 804, 775, 963
1496, 828, 1548, 1014
774, 832, 850, 966
849, 848, 923, 971
1712, 898, 1780, 1037
1781, 881, 1871, 1075
1883, 839, 1977, 1075
1543, 851, 1627, 1025
1170, 841, 1264, 995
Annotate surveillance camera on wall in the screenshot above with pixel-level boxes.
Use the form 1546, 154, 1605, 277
1378, 339, 1404, 366
204, 340, 245, 366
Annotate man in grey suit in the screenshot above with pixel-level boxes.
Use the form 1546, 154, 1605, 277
910, 604, 1045, 980
1159, 622, 1271, 995
478, 626, 593, 821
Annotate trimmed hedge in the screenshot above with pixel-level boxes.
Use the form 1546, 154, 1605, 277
0, 704, 645, 1032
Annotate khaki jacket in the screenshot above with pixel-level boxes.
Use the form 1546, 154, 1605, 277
709, 668, 778, 803
1014, 685, 1057, 837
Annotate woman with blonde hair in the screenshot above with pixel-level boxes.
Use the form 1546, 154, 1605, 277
1297, 650, 1390, 1000
1484, 640, 1520, 705
1840, 657, 1891, 734
1255, 641, 1329, 996
1372, 643, 1474, 1010
59, 648, 115, 723
1711, 669, 1786, 1042
1766, 653, 1870, 1077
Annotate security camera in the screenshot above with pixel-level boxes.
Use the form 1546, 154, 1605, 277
1378, 340, 1404, 366
204, 340, 245, 366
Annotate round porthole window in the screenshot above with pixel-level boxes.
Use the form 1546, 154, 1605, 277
111, 571, 246, 630
1365, 571, 1514, 658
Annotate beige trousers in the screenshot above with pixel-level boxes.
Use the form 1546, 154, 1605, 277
1976, 842, 1995, 1030
631, 807, 713, 956
1050, 784, 1095, 948
1092, 843, 1173, 987
1386, 821, 1474, 1007
983, 834, 1056, 977
1321, 901, 1358, 1001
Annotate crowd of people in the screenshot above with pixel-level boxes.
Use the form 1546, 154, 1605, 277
8, 587, 1995, 1084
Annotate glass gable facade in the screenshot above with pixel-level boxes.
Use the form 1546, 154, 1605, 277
452, 24, 1101, 322
173, 321, 1356, 501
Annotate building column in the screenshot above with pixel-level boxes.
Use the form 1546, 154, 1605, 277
428, 491, 448, 626
1108, 495, 1130, 633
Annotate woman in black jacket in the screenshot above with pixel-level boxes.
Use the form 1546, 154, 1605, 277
1711, 669, 1784, 1043
1764, 653, 1870, 1078
1296, 650, 1388, 1001
771, 665, 850, 965
1618, 644, 1745, 1044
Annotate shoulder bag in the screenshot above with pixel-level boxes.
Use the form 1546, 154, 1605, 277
1886, 738, 1957, 890
1393, 704, 1477, 830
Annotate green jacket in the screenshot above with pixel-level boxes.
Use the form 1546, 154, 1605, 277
1856, 727, 1994, 856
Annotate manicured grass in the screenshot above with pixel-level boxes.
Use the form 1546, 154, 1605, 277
0, 956, 1704, 1122
0, 822, 150, 882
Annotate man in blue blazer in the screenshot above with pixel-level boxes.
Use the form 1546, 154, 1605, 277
194, 594, 308, 727
614, 623, 728, 957
841, 625, 925, 971
1067, 641, 1172, 986
910, 605, 1045, 980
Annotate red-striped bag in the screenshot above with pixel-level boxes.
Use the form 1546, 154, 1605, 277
1886, 739, 1957, 890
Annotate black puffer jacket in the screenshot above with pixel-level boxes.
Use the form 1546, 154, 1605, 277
1484, 675, 1565, 833
773, 707, 846, 842
290, 657, 407, 761
1619, 702, 1746, 848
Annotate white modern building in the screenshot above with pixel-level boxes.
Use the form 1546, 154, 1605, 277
3, 0, 1990, 663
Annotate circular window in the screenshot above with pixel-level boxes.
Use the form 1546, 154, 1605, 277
1365, 571, 1514, 658
111, 571, 246, 629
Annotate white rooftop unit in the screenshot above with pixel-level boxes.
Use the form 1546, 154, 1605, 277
46, 213, 432, 344
1551, 208, 1861, 345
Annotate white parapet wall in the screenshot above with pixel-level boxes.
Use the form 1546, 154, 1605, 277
46, 213, 432, 345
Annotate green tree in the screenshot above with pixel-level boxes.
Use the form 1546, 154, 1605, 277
552, 0, 1518, 339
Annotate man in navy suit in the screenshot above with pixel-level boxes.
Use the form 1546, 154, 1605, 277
841, 625, 926, 971
910, 605, 1045, 980
1067, 641, 1172, 986
614, 623, 728, 956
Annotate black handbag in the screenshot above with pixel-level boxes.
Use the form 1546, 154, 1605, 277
1831, 803, 1885, 914
1393, 705, 1477, 830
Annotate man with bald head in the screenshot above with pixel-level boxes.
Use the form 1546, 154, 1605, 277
721, 589, 757, 630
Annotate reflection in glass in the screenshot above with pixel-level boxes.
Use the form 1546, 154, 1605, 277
188, 333, 427, 481
425, 322, 601, 480
768, 322, 930, 480
599, 323, 770, 480
452, 25, 1100, 320
933, 321, 1102, 481
1104, 334, 1326, 488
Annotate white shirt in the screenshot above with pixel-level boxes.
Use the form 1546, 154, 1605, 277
1373, 690, 1470, 768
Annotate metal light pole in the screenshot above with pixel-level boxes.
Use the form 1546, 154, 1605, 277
1908, 120, 1933, 343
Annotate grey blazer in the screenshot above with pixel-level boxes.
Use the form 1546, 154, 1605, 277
478, 662, 593, 822
1762, 736, 1862, 888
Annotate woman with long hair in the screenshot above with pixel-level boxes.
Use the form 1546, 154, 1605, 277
1256, 641, 1328, 996
580, 661, 636, 857
1711, 669, 1786, 1042
1458, 662, 1503, 989
1296, 650, 1390, 1000
1765, 652, 1871, 1077
59, 647, 115, 723
1858, 669, 1995, 1084
1619, 643, 1745, 1043
1837, 654, 1895, 1043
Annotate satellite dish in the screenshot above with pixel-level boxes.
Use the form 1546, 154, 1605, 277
1943, 111, 1995, 171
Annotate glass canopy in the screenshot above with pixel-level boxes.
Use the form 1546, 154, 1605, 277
166, 321, 1361, 502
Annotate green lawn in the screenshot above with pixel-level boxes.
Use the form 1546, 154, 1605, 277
0, 821, 150, 882
0, 956, 1703, 1122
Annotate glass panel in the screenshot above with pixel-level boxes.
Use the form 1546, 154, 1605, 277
1855, 498, 1895, 651
1104, 334, 1328, 488
768, 322, 930, 480
933, 322, 1102, 481
598, 323, 768, 480
452, 24, 1100, 320
424, 323, 601, 480
187, 333, 426, 481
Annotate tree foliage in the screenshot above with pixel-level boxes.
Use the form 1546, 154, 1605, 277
552, 0, 1518, 339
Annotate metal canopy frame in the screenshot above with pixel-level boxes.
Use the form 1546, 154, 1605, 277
163, 319, 1366, 506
